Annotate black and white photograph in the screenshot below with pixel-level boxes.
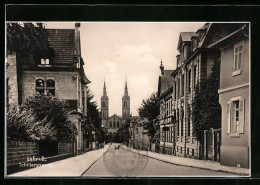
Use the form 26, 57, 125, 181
5, 20, 250, 178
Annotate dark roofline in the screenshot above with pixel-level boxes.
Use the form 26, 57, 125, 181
207, 24, 247, 48
158, 87, 173, 100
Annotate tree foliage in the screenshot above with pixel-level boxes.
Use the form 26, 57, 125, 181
192, 60, 221, 142
83, 88, 104, 143
7, 23, 50, 57
7, 108, 57, 141
138, 93, 160, 140
19, 93, 77, 142
115, 118, 130, 144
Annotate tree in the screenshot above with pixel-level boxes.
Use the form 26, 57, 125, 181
115, 118, 131, 145
192, 60, 221, 143
7, 108, 57, 141
138, 93, 160, 140
20, 93, 78, 142
7, 23, 50, 56
83, 88, 104, 143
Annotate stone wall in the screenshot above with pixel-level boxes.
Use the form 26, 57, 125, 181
58, 142, 73, 155
6, 53, 18, 110
7, 141, 39, 166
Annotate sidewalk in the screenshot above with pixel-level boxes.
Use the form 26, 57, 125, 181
122, 146, 250, 176
8, 145, 109, 177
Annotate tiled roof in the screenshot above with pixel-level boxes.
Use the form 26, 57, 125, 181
158, 70, 174, 98
177, 32, 197, 50
200, 23, 245, 48
47, 29, 75, 64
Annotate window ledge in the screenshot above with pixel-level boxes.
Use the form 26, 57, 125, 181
38, 64, 53, 67
229, 132, 240, 138
232, 70, 241, 77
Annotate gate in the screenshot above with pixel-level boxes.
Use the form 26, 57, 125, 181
204, 128, 221, 162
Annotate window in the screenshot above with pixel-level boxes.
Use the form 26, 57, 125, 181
193, 65, 197, 89
102, 101, 105, 107
41, 58, 50, 65
181, 74, 184, 97
192, 149, 194, 156
188, 69, 191, 93
233, 41, 243, 76
117, 121, 119, 127
227, 97, 245, 136
187, 148, 189, 155
177, 78, 180, 98
187, 106, 191, 137
124, 101, 127, 108
46, 79, 55, 96
35, 79, 55, 96
110, 121, 112, 128
174, 81, 177, 100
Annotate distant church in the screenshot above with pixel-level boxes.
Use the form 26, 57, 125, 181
101, 80, 130, 134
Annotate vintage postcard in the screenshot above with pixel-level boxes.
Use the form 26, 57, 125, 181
5, 6, 250, 178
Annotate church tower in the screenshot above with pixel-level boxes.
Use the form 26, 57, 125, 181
101, 80, 109, 127
122, 80, 130, 120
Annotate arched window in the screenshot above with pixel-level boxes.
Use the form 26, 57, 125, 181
36, 79, 45, 94
110, 121, 112, 128
46, 79, 55, 96
102, 101, 105, 107
117, 121, 119, 127
36, 79, 55, 96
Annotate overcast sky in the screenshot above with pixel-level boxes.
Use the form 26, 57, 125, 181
45, 22, 205, 116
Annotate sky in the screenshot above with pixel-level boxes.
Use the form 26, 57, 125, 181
45, 22, 205, 116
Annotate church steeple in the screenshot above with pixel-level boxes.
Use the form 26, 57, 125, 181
122, 79, 130, 120
103, 79, 107, 97
101, 79, 109, 125
124, 80, 128, 96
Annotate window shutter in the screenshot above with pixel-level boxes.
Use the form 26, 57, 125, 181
239, 98, 245, 134
227, 102, 231, 134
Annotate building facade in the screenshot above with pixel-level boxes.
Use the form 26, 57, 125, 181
210, 24, 250, 168
165, 23, 245, 159
101, 80, 130, 135
7, 23, 90, 154
157, 61, 175, 155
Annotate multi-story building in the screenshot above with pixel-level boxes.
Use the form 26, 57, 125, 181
170, 23, 245, 159
209, 24, 250, 168
6, 23, 90, 154
157, 61, 175, 154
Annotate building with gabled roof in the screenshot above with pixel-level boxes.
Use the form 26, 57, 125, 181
7, 23, 90, 155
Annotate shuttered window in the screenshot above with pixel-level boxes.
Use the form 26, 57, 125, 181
227, 97, 245, 135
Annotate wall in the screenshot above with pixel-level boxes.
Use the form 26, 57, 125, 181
6, 53, 18, 109
58, 142, 73, 155
219, 39, 249, 90
7, 141, 39, 166
20, 70, 79, 102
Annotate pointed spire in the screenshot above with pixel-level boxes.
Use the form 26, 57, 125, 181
103, 78, 107, 97
124, 78, 128, 96
160, 60, 164, 75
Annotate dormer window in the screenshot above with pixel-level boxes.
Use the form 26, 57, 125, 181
41, 58, 50, 65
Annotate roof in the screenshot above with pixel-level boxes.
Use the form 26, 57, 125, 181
177, 32, 197, 50
199, 23, 245, 48
207, 24, 248, 48
47, 29, 75, 64
158, 70, 174, 98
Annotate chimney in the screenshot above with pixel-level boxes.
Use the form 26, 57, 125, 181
160, 61, 164, 75
74, 23, 81, 66
176, 55, 180, 67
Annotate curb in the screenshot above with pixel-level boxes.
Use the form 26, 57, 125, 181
80, 145, 110, 176
122, 146, 249, 176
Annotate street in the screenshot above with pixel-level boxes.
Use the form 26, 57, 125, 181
82, 143, 237, 177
